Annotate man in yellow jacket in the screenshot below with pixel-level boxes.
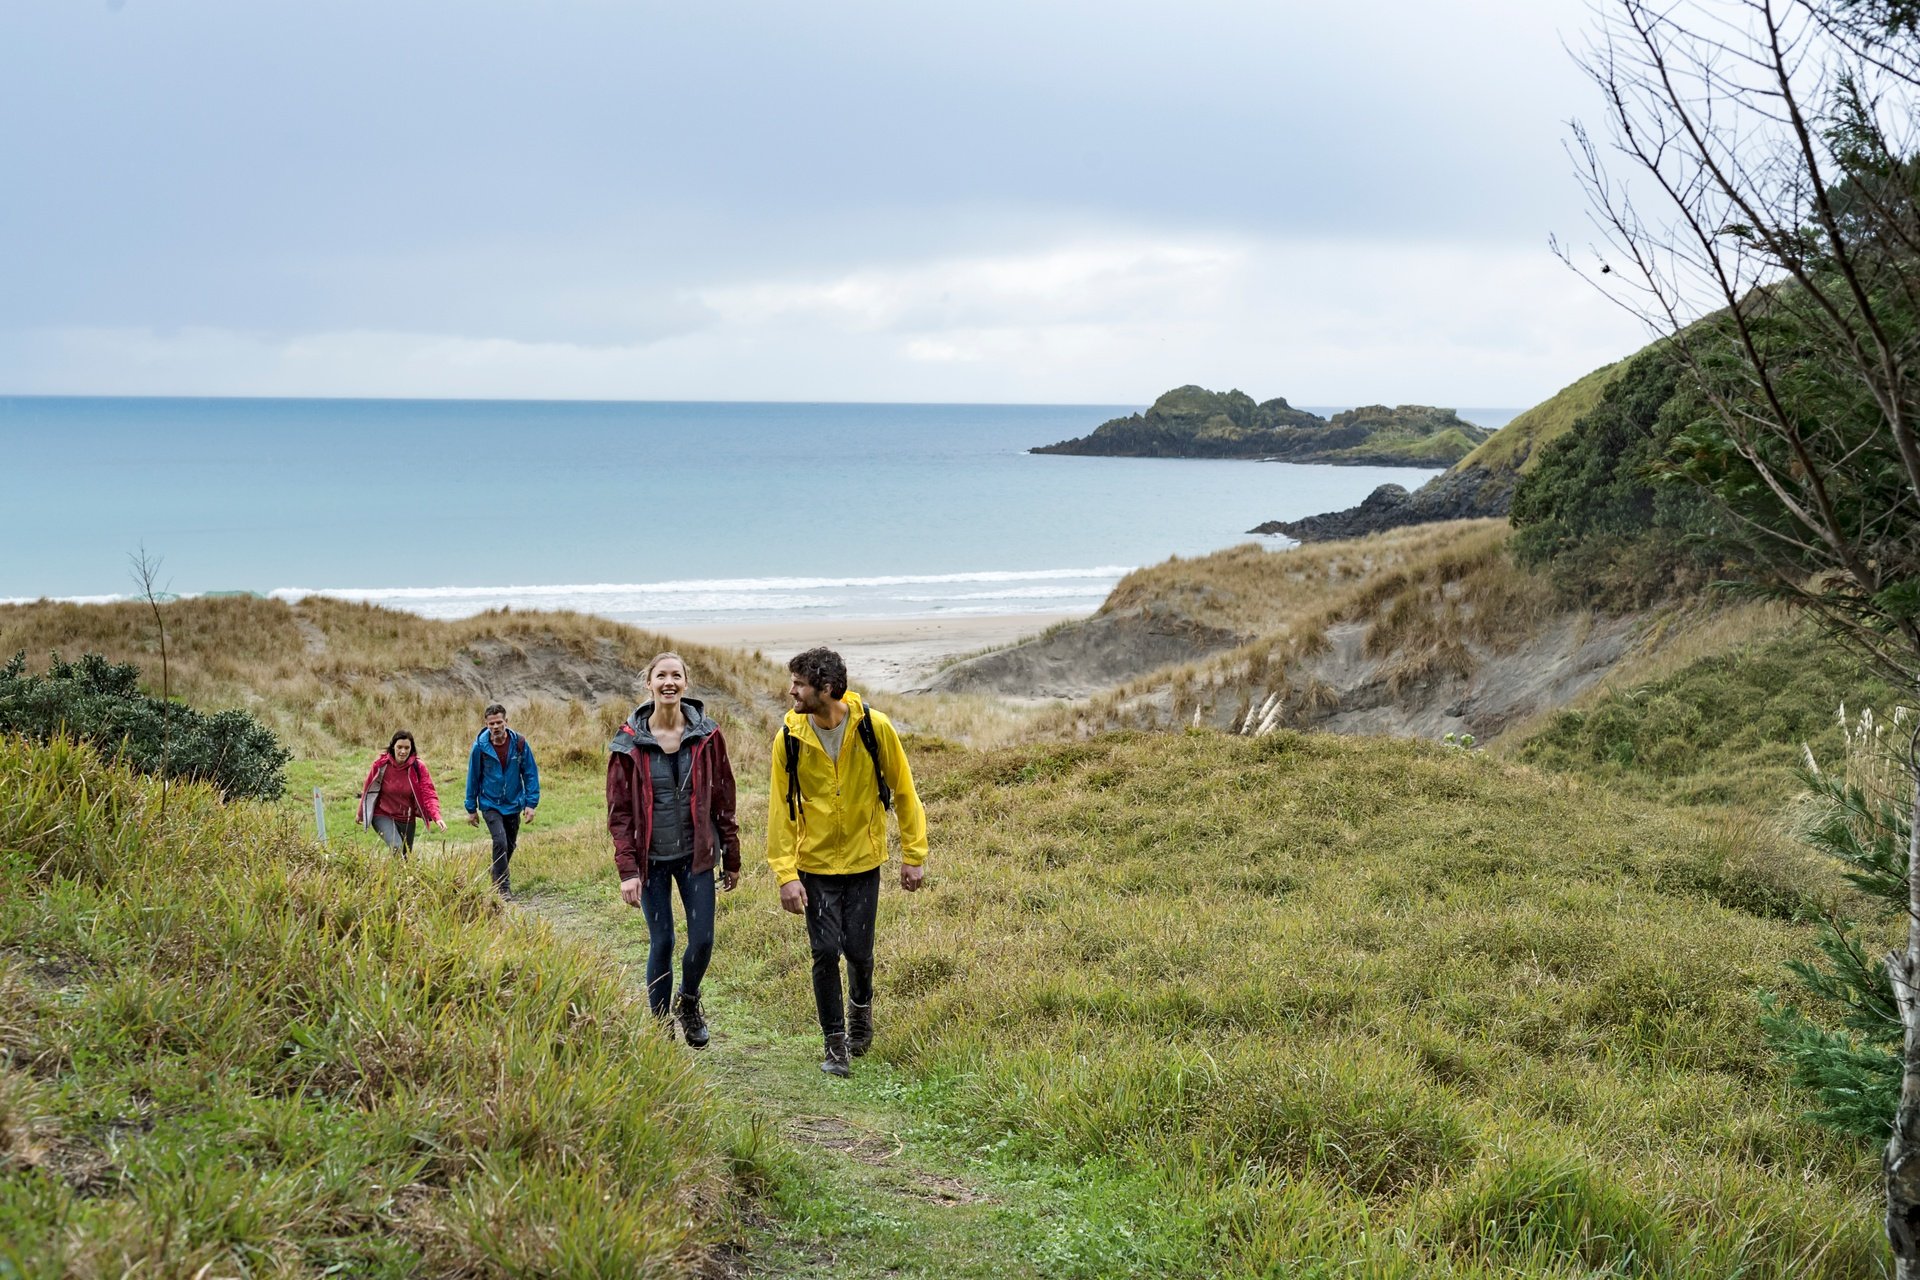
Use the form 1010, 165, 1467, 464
768, 646, 928, 1077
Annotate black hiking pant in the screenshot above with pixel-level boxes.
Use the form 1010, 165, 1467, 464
481, 809, 520, 893
800, 867, 879, 1038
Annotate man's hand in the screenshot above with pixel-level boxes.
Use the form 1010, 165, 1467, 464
521, 807, 535, 822
901, 862, 926, 892
466, 811, 479, 827
721, 868, 740, 893
779, 879, 807, 915
620, 876, 643, 908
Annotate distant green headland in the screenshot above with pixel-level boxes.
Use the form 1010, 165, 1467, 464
1031, 385, 1495, 466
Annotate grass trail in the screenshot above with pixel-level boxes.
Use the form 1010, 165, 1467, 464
524, 887, 1080, 1280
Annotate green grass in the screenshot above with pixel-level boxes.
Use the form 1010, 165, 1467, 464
1509, 621, 1904, 809
3, 590, 1900, 1276
1458, 359, 1626, 475
520, 727, 1884, 1277
0, 735, 765, 1277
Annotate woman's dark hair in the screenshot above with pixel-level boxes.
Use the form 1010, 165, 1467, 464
787, 646, 849, 699
387, 729, 417, 757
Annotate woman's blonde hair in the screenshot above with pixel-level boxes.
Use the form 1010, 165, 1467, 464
645, 651, 689, 682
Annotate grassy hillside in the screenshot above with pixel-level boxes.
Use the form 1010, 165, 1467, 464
528, 729, 1879, 1277
1457, 360, 1626, 476
1049, 521, 1576, 740
1096, 521, 1509, 639
0, 595, 791, 842
0, 735, 765, 1275
0, 596, 788, 765
3, 593, 1899, 1275
1508, 614, 1905, 808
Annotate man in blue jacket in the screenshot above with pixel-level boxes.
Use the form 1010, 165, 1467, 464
465, 702, 540, 899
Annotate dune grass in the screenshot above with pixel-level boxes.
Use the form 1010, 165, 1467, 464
0, 734, 771, 1277
1048, 520, 1562, 737
1096, 521, 1515, 639
0, 595, 792, 828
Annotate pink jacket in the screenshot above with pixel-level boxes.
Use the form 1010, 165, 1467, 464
358, 753, 443, 826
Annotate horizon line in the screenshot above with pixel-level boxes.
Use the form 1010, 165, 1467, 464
0, 391, 1526, 412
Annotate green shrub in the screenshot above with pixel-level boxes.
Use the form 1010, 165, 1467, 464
1508, 347, 1726, 606
0, 651, 289, 800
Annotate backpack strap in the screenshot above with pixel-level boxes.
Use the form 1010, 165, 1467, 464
783, 724, 804, 822
856, 705, 893, 813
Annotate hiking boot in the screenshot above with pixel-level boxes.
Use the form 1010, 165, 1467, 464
676, 990, 710, 1050
820, 1031, 852, 1078
847, 1001, 873, 1057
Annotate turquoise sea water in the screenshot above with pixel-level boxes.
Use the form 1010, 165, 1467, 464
1, 397, 1517, 624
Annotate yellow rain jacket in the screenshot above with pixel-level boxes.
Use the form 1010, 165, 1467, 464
766, 691, 927, 885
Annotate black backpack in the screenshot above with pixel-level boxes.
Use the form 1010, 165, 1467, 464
783, 704, 892, 822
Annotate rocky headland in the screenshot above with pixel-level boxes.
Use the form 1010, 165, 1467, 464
1248, 359, 1626, 542
1247, 464, 1519, 541
1032, 385, 1493, 467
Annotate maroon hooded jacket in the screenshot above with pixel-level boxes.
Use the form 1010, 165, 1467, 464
606, 697, 741, 884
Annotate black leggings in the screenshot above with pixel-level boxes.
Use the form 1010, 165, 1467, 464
481, 809, 520, 892
800, 867, 879, 1037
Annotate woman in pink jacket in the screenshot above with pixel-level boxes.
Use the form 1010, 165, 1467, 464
358, 729, 447, 855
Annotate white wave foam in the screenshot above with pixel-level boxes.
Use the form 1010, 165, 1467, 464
0, 593, 127, 607
269, 565, 1133, 603
894, 585, 1116, 602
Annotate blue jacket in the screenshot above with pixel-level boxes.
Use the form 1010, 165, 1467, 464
466, 729, 541, 815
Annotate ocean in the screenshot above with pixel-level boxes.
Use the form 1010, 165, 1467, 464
1, 397, 1518, 625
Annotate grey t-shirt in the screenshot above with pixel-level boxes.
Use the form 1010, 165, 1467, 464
813, 711, 849, 764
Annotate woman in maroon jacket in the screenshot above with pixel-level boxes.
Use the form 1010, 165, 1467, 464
607, 652, 741, 1048
358, 729, 447, 854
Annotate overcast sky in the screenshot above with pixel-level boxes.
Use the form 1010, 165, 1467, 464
0, 0, 1651, 406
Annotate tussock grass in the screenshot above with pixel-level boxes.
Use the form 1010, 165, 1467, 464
1098, 521, 1514, 639
1046, 521, 1564, 737
1507, 616, 1904, 809
882, 692, 1047, 750
0, 594, 791, 785
707, 728, 1879, 1276
0, 733, 762, 1276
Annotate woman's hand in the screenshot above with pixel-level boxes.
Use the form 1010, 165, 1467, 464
434, 818, 448, 832
620, 876, 644, 908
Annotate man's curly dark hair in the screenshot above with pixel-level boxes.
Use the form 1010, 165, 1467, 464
787, 646, 849, 699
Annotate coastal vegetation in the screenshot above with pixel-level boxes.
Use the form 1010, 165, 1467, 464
1032, 385, 1492, 466
0, 650, 290, 801
7, 4, 1917, 1265
1507, 347, 1723, 607
4, 561, 1899, 1273
0, 734, 766, 1275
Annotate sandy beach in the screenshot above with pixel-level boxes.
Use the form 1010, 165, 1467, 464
668, 611, 1086, 692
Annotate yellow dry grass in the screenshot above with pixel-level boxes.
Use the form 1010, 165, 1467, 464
0, 595, 791, 771
1098, 521, 1515, 638
1040, 520, 1561, 737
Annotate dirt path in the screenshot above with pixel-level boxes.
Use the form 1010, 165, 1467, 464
524, 892, 1061, 1280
